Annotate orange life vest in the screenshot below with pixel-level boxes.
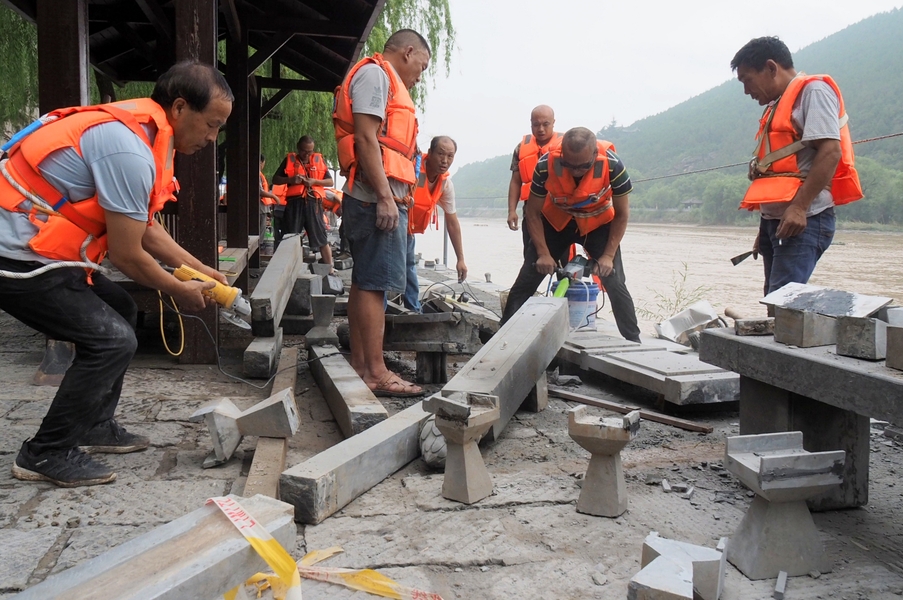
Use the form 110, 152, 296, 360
259, 171, 276, 206
322, 188, 343, 213
0, 98, 177, 264
333, 53, 419, 191
279, 152, 328, 204
542, 139, 616, 236
409, 154, 449, 234
518, 132, 562, 201
741, 74, 862, 210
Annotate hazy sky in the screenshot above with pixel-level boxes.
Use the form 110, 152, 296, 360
417, 0, 903, 174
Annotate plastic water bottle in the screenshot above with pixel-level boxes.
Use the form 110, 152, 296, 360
261, 225, 275, 255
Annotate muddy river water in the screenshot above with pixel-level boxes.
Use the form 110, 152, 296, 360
414, 218, 902, 335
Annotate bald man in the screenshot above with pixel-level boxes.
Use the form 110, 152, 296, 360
506, 105, 562, 251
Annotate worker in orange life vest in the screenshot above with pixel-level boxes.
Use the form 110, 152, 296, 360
506, 105, 562, 252
0, 62, 233, 487
258, 154, 279, 237
732, 36, 862, 296
500, 128, 641, 343
402, 136, 467, 311
271, 136, 335, 271
331, 29, 430, 398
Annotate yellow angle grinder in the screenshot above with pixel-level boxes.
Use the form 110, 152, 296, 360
172, 265, 252, 329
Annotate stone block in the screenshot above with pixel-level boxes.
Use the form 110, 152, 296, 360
236, 388, 300, 438
640, 532, 725, 600
773, 307, 837, 347
887, 326, 903, 371
12, 494, 295, 600
877, 306, 903, 326
735, 317, 774, 336
334, 257, 353, 270
243, 328, 284, 378
774, 570, 788, 599
333, 296, 348, 316
322, 274, 344, 295
284, 273, 321, 316
628, 554, 693, 600
189, 399, 243, 464
307, 344, 388, 437
309, 262, 331, 276
280, 402, 429, 524
522, 371, 549, 413
443, 297, 568, 444
251, 237, 303, 336
836, 316, 887, 360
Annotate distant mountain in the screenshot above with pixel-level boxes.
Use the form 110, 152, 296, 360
452, 8, 903, 225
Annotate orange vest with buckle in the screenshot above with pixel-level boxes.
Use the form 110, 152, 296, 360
542, 139, 616, 236
0, 98, 177, 264
333, 53, 419, 191
409, 154, 448, 234
280, 152, 328, 204
517, 132, 562, 201
741, 74, 862, 210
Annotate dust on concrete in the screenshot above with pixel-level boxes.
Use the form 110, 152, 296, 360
1, 266, 903, 599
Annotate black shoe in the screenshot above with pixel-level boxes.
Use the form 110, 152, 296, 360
12, 442, 116, 488
78, 419, 150, 454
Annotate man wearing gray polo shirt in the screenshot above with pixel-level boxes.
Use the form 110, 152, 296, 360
731, 36, 862, 295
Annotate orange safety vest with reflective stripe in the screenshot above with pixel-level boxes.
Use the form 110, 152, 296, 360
259, 171, 276, 206
0, 98, 177, 264
741, 74, 862, 210
333, 53, 419, 191
542, 139, 616, 236
409, 154, 448, 234
280, 152, 328, 204
517, 132, 562, 201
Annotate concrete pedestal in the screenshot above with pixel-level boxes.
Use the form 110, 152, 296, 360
568, 406, 640, 517
305, 294, 338, 348
424, 392, 499, 504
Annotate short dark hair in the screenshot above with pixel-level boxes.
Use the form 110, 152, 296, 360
429, 135, 457, 153
151, 61, 234, 111
731, 36, 794, 72
562, 128, 596, 153
259, 154, 266, 162
384, 29, 431, 57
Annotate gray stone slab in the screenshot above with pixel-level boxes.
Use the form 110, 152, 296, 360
610, 351, 726, 376
836, 316, 887, 360
887, 326, 903, 371
774, 307, 837, 348
0, 527, 61, 592
280, 402, 428, 524
243, 328, 283, 378
308, 344, 388, 438
251, 236, 303, 336
284, 273, 321, 317
443, 297, 568, 444
13, 494, 296, 600
761, 282, 892, 318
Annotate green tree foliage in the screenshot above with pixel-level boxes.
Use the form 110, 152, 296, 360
0, 5, 39, 131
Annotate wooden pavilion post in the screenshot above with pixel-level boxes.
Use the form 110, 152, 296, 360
36, 0, 89, 112
225, 26, 250, 293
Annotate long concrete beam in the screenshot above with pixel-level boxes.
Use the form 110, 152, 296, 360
308, 344, 388, 437
280, 402, 429, 524
13, 494, 295, 600
250, 236, 303, 337
442, 297, 568, 444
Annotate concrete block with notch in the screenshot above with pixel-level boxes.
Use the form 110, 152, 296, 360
887, 326, 903, 371
633, 531, 726, 600
243, 327, 284, 378
304, 295, 339, 349
236, 388, 300, 438
773, 307, 837, 347
442, 297, 568, 444
11, 494, 295, 600
251, 236, 303, 336
836, 316, 887, 360
189, 399, 243, 466
281, 402, 429, 524
284, 273, 321, 316
308, 344, 388, 437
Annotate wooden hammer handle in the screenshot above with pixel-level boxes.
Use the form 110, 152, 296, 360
724, 307, 744, 320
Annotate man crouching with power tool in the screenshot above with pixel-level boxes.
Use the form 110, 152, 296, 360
0, 62, 233, 487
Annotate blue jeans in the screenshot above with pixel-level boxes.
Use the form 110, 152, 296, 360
344, 195, 408, 294
759, 207, 835, 295
403, 234, 421, 312
0, 258, 138, 453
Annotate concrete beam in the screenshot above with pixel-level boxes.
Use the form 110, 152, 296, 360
13, 494, 295, 600
384, 312, 483, 354
443, 297, 569, 444
280, 402, 429, 524
251, 236, 303, 336
307, 344, 388, 438
243, 327, 284, 378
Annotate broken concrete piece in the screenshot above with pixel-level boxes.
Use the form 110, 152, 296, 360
774, 570, 788, 599
190, 399, 243, 465
568, 406, 640, 517
305, 294, 339, 348
735, 317, 775, 336
629, 532, 726, 600
424, 392, 500, 504
887, 326, 903, 371
773, 307, 837, 347
836, 316, 887, 360
236, 388, 300, 438
281, 402, 429, 524
12, 494, 296, 600
725, 432, 843, 579
307, 344, 388, 437
442, 296, 568, 444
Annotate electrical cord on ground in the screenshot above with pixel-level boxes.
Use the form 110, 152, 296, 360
158, 291, 185, 356
158, 297, 346, 390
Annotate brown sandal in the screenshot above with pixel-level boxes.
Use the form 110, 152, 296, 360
370, 371, 423, 398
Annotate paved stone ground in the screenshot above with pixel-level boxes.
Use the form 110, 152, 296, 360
1, 263, 902, 599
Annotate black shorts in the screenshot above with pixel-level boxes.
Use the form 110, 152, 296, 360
282, 194, 328, 248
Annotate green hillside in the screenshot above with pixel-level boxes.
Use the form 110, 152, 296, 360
453, 8, 903, 225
